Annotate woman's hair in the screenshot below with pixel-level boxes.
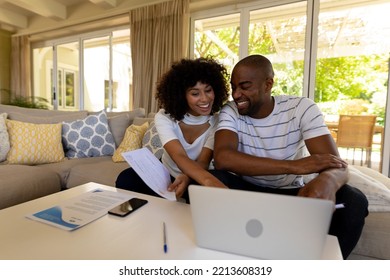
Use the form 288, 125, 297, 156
156, 57, 230, 121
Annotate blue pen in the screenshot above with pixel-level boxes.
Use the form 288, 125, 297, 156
163, 222, 168, 253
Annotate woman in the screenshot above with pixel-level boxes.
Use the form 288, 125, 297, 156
116, 57, 230, 202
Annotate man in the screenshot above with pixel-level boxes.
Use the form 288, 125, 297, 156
212, 54, 368, 259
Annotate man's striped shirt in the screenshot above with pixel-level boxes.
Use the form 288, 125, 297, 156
217, 95, 330, 189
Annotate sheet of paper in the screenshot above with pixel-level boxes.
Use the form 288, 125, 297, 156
26, 189, 133, 231
122, 147, 176, 201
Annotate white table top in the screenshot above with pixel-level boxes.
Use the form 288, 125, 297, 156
0, 182, 342, 260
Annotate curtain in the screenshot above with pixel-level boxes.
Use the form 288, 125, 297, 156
130, 0, 189, 115
10, 35, 31, 99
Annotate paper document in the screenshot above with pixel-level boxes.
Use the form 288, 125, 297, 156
26, 189, 133, 231
122, 147, 176, 201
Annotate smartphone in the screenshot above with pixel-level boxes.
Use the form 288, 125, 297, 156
108, 198, 148, 217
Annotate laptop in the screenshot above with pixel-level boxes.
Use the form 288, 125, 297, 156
188, 185, 334, 260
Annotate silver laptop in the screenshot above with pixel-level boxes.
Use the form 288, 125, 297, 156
188, 185, 334, 260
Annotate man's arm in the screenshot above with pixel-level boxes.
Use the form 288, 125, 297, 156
214, 129, 347, 176
297, 134, 349, 201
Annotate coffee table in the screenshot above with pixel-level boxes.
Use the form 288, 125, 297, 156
0, 182, 342, 260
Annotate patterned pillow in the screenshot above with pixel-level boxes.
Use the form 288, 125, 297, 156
62, 110, 115, 158
142, 121, 163, 159
6, 119, 65, 164
0, 113, 10, 162
112, 122, 149, 162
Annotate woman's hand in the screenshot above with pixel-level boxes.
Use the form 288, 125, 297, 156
168, 174, 191, 199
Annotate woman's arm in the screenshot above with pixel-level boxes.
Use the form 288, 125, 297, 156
164, 139, 226, 196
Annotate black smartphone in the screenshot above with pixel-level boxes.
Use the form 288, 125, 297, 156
108, 198, 148, 217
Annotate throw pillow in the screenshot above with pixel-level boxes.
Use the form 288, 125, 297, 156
6, 119, 65, 164
112, 122, 149, 162
108, 113, 133, 147
142, 121, 163, 159
0, 113, 10, 162
348, 166, 390, 212
62, 110, 116, 158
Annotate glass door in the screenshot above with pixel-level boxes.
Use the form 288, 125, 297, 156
55, 41, 79, 110
248, 1, 308, 97
32, 28, 132, 112
315, 0, 390, 173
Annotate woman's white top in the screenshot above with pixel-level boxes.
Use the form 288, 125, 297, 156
154, 109, 218, 178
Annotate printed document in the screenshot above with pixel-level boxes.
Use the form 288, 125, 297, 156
26, 189, 133, 231
122, 148, 176, 201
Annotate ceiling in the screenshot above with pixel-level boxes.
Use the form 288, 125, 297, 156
0, 0, 247, 37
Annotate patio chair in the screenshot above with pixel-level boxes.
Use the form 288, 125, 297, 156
336, 114, 377, 167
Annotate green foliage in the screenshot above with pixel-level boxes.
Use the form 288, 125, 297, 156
315, 55, 387, 103
248, 23, 276, 54
1, 89, 49, 109
194, 25, 388, 126
9, 96, 49, 109
273, 61, 304, 96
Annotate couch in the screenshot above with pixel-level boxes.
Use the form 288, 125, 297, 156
0, 104, 389, 260
0, 104, 154, 210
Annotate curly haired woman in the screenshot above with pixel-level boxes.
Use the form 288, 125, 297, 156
116, 57, 230, 202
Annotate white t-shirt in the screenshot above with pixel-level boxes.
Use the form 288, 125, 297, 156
154, 109, 218, 178
217, 95, 330, 188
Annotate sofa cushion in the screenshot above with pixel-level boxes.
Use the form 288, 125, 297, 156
112, 122, 149, 162
7, 111, 88, 124
348, 165, 390, 212
0, 104, 88, 122
65, 157, 129, 188
106, 108, 146, 147
351, 212, 390, 260
0, 113, 10, 162
62, 110, 116, 158
0, 165, 61, 210
6, 119, 65, 164
142, 121, 163, 159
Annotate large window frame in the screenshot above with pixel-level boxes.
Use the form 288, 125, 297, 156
32, 26, 131, 112
190, 0, 390, 176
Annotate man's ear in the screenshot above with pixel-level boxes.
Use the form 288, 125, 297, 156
265, 78, 274, 91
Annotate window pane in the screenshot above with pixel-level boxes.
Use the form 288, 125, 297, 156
316, 0, 390, 121
194, 13, 240, 73
33, 46, 53, 108
83, 36, 110, 111
112, 29, 131, 111
57, 41, 79, 110
65, 71, 75, 107
249, 2, 307, 97
316, 0, 390, 173
83, 30, 131, 112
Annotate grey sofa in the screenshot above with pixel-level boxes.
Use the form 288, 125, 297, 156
0, 104, 389, 260
0, 104, 150, 210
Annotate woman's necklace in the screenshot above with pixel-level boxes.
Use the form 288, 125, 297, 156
182, 113, 210, 125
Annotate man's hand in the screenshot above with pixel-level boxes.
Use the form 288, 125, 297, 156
292, 154, 347, 175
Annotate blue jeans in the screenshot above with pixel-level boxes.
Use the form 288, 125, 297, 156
209, 169, 369, 260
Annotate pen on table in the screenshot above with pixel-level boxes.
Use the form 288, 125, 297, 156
163, 222, 168, 253
335, 203, 345, 209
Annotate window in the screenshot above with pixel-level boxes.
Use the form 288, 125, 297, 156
50, 68, 76, 109
191, 0, 390, 175
32, 27, 131, 112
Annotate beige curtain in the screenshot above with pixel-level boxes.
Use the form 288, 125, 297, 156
11, 35, 31, 99
130, 0, 189, 115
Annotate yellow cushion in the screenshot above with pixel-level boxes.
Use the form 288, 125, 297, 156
112, 122, 149, 162
6, 119, 65, 164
